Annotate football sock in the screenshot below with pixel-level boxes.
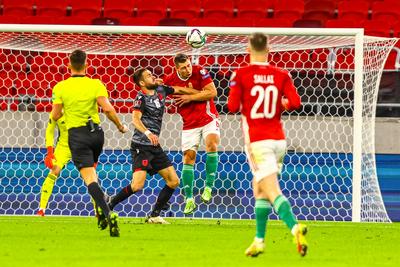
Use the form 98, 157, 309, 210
87, 182, 110, 217
255, 199, 272, 240
39, 173, 57, 210
273, 195, 298, 231
109, 185, 134, 210
150, 185, 175, 217
182, 164, 194, 198
205, 152, 218, 188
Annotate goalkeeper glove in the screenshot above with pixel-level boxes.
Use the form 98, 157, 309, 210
44, 146, 55, 169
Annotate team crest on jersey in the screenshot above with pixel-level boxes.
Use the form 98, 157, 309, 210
158, 93, 164, 101
133, 100, 142, 108
142, 159, 148, 166
200, 68, 210, 79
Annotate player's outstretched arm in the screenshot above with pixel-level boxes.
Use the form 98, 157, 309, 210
97, 96, 128, 133
172, 85, 199, 95
132, 110, 159, 146
174, 83, 217, 107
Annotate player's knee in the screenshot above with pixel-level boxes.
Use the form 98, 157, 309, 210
168, 176, 180, 189
183, 150, 196, 164
205, 142, 218, 152
131, 181, 145, 192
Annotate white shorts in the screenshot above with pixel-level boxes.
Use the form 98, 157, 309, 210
245, 139, 287, 182
182, 118, 221, 152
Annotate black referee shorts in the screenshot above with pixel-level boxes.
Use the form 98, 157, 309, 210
130, 142, 172, 176
68, 124, 104, 170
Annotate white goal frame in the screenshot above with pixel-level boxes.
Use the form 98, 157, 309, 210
0, 24, 395, 222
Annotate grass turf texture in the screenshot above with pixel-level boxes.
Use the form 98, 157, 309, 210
0, 216, 398, 267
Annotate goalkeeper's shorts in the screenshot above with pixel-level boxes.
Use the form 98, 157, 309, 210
245, 139, 287, 182
54, 144, 72, 169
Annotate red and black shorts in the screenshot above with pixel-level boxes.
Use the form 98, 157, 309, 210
130, 142, 172, 176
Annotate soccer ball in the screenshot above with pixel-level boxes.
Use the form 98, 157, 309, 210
186, 28, 206, 49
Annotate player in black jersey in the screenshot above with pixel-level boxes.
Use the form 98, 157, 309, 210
108, 68, 198, 223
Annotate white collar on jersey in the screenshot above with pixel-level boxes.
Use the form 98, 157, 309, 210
176, 70, 192, 81
250, 62, 270, 66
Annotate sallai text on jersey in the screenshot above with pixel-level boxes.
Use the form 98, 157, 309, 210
132, 85, 174, 145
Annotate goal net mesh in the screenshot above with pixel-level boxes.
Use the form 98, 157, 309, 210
0, 28, 396, 222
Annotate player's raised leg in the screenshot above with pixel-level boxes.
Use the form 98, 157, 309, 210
182, 150, 197, 215
109, 170, 146, 210
202, 125, 220, 203
146, 166, 179, 224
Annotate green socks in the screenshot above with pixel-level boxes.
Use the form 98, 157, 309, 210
255, 199, 272, 239
205, 152, 218, 188
182, 164, 194, 198
273, 195, 298, 230
39, 173, 57, 210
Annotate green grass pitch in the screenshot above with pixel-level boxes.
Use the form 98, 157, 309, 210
0, 216, 398, 267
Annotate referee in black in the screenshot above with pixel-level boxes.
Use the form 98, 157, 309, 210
51, 49, 128, 237
107, 68, 199, 224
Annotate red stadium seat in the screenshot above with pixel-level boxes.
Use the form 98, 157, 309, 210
52, 16, 94, 25
372, 1, 400, 26
188, 18, 231, 27
303, 0, 335, 22
337, 0, 370, 21
103, 0, 135, 19
0, 15, 21, 24
20, 16, 56, 24
135, 0, 167, 18
293, 19, 323, 28
202, 0, 235, 19
159, 18, 186, 26
236, 0, 269, 19
363, 20, 392, 37
169, 0, 201, 19
393, 22, 400, 38
255, 18, 294, 27
325, 19, 358, 28
2, 0, 34, 16
228, 18, 254, 27
70, 0, 102, 18
35, 0, 68, 17
119, 17, 159, 26
274, 0, 304, 21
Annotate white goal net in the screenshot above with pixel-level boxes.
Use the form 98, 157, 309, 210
0, 25, 396, 222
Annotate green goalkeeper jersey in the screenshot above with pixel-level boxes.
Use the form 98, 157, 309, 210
45, 114, 68, 148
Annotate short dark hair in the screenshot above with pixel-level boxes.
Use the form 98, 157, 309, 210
249, 33, 268, 52
133, 68, 147, 87
69, 49, 87, 71
174, 53, 189, 66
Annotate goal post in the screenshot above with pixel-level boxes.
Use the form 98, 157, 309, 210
0, 24, 397, 222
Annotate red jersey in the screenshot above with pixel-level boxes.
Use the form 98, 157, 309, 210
164, 65, 219, 130
228, 63, 301, 142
